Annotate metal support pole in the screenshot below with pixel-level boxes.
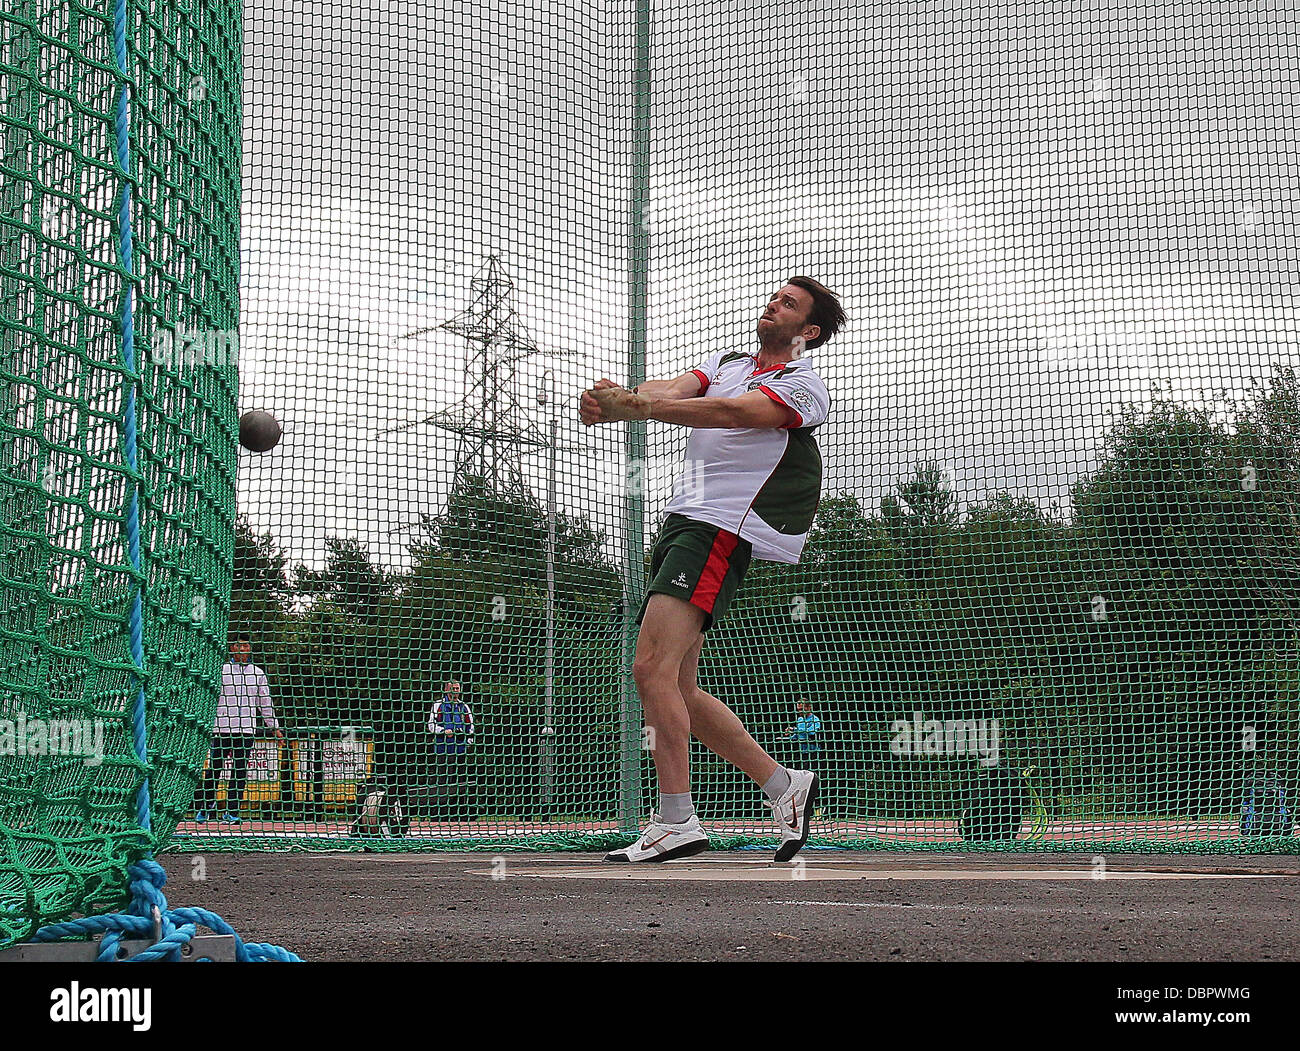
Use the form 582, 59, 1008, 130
541, 411, 557, 814
619, 0, 652, 831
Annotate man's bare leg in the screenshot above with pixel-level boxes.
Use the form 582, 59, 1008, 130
631, 594, 709, 797
676, 633, 781, 786
677, 632, 817, 864
604, 594, 714, 861
621, 593, 816, 863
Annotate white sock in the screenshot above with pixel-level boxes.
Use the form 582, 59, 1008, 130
762, 766, 792, 802
660, 791, 695, 824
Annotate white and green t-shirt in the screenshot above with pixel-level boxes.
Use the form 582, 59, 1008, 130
662, 349, 831, 563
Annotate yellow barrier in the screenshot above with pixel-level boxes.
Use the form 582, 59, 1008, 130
201, 735, 374, 810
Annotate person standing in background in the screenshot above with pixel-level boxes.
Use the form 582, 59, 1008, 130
195, 634, 285, 823
786, 697, 824, 818
428, 680, 475, 820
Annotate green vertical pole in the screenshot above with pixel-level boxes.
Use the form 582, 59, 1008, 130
619, 0, 651, 832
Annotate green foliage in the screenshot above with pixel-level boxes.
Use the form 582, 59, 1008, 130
295, 538, 390, 624
228, 515, 294, 645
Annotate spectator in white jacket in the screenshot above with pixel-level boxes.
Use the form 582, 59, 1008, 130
194, 635, 285, 823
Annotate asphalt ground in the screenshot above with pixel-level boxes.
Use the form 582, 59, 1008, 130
173, 850, 1300, 963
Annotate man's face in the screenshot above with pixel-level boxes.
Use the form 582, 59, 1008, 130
231, 641, 251, 663
797, 702, 810, 714
757, 284, 818, 350
446, 682, 461, 699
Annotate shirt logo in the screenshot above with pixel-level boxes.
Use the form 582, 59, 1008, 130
673, 572, 689, 588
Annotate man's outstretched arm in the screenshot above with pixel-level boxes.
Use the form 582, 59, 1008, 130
588, 372, 704, 401
646, 390, 795, 429
581, 386, 795, 429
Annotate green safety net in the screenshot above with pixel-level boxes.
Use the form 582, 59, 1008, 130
0, 0, 240, 945
4, 0, 1300, 930
196, 0, 1298, 854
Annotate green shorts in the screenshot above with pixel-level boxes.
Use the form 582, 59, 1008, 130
637, 514, 753, 632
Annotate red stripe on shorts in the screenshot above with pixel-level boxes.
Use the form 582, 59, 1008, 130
692, 528, 741, 614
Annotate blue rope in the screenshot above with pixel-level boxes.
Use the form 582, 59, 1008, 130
21, 0, 300, 963
30, 860, 301, 962
113, 0, 151, 839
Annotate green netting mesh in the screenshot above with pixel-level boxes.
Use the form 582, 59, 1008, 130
187, 0, 1296, 855
1, 0, 240, 944
6, 0, 1300, 922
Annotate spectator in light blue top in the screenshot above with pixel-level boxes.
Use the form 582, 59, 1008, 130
786, 698, 823, 817
786, 697, 821, 757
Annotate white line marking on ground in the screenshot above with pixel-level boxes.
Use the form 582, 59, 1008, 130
476, 867, 1292, 882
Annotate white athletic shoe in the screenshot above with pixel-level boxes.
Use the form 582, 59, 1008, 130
768, 769, 818, 862
604, 813, 710, 863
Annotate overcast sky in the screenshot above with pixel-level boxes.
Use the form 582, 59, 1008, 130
237, 0, 1299, 571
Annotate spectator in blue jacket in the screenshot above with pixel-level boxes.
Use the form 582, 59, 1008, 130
429, 681, 474, 753
427, 681, 475, 820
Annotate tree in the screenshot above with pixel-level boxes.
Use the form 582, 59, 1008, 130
295, 537, 390, 624
881, 460, 960, 581
229, 515, 293, 639
1225, 364, 1300, 630
1059, 382, 1300, 811
367, 475, 627, 816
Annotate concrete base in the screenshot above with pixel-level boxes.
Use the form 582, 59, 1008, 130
0, 934, 238, 962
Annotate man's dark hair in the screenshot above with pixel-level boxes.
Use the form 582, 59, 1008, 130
786, 275, 846, 350
230, 633, 251, 645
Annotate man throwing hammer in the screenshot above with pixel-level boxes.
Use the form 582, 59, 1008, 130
580, 276, 845, 863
